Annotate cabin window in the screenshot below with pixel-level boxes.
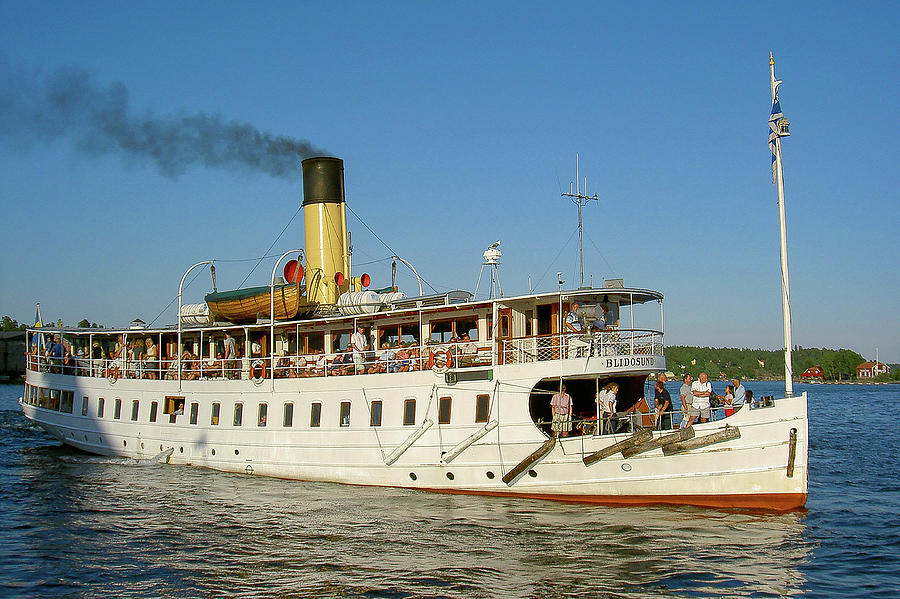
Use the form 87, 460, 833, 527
283, 403, 294, 427
258, 404, 268, 427
338, 401, 351, 427
331, 330, 351, 353
190, 402, 199, 425
300, 332, 325, 355
164, 396, 185, 414
210, 402, 220, 425
381, 323, 420, 347
430, 320, 453, 343
150, 401, 158, 423
403, 399, 416, 426
475, 394, 490, 423
114, 398, 122, 420
131, 400, 140, 421
61, 391, 74, 413
500, 314, 510, 338
486, 314, 493, 340
81, 396, 89, 417
537, 304, 553, 335
49, 389, 60, 411
457, 318, 477, 340
439, 396, 452, 424
233, 403, 243, 427
310, 402, 322, 427
370, 400, 383, 427
97, 398, 105, 418
525, 310, 533, 337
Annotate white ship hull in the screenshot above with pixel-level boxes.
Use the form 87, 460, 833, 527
21, 355, 808, 511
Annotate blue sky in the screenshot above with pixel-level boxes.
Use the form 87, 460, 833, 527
1, 2, 897, 362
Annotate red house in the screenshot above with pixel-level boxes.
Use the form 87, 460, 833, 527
856, 361, 889, 379
800, 366, 824, 382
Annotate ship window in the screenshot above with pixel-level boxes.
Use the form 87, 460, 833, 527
131, 400, 140, 421
49, 389, 60, 411
210, 402, 220, 425
403, 399, 416, 426
475, 394, 490, 423
457, 318, 477, 341
525, 310, 533, 337
81, 396, 89, 417
190, 402, 199, 425
61, 391, 74, 413
114, 398, 122, 420
233, 403, 243, 427
98, 398, 105, 418
164, 396, 185, 414
430, 320, 453, 343
331, 330, 351, 353
486, 314, 493, 340
439, 396, 452, 424
283, 402, 294, 427
150, 401, 158, 423
258, 404, 267, 427
339, 401, 351, 427
310, 402, 322, 427
370, 400, 382, 427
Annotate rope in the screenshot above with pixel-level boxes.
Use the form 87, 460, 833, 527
238, 203, 304, 288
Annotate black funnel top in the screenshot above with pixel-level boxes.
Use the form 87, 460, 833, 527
301, 157, 344, 205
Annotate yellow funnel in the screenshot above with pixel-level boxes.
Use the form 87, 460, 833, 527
301, 157, 349, 305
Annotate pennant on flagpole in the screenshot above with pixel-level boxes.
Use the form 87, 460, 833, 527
768, 95, 784, 184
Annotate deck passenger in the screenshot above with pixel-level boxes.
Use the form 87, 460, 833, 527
731, 377, 747, 413
223, 331, 237, 379
722, 384, 736, 417
550, 384, 573, 438
680, 374, 698, 428
144, 338, 159, 379
458, 333, 477, 366
378, 342, 396, 373
691, 372, 712, 424
654, 378, 672, 430
565, 302, 589, 358
351, 325, 369, 374
597, 382, 620, 434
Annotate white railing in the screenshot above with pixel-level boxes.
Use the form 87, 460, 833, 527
499, 329, 663, 365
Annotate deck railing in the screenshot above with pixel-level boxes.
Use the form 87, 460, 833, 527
499, 329, 663, 365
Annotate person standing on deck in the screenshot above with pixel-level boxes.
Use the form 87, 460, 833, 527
680, 373, 698, 428
565, 302, 587, 358
731, 377, 747, 413
691, 372, 712, 423
549, 383, 573, 438
223, 331, 237, 379
351, 325, 369, 374
654, 375, 672, 430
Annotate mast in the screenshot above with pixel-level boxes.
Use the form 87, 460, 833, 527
561, 154, 598, 288
769, 53, 793, 396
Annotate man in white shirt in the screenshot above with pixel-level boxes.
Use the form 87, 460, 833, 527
691, 372, 712, 423
351, 325, 369, 374
731, 377, 747, 412
565, 302, 588, 358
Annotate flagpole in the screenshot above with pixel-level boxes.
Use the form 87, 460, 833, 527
770, 52, 793, 397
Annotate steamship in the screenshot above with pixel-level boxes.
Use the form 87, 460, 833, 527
20, 155, 808, 511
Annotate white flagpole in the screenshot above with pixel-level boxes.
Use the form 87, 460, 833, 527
770, 52, 793, 397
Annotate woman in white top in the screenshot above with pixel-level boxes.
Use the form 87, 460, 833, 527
597, 382, 619, 434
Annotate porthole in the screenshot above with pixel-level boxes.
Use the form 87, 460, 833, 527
123, 440, 127, 447
179, 447, 184, 454
621, 463, 632, 472
234, 449, 240, 456
140, 442, 145, 449
83, 434, 88, 441
97, 436, 102, 443
446, 472, 455, 480
409, 472, 417, 481
528, 470, 537, 478
159, 444, 164, 451
211, 448, 216, 456
486, 471, 495, 479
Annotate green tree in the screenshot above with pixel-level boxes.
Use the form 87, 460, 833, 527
1, 315, 25, 331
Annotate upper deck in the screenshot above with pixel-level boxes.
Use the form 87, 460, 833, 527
25, 287, 665, 383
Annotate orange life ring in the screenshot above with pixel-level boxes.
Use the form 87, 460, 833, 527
106, 365, 119, 384
250, 359, 267, 383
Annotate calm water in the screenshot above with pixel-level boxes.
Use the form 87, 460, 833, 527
1, 381, 898, 598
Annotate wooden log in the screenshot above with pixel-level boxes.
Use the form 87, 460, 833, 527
662, 426, 741, 456
787, 427, 797, 477
621, 427, 695, 458
582, 429, 653, 466
503, 437, 556, 485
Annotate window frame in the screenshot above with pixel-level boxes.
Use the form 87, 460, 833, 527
475, 394, 490, 423
339, 401, 351, 427
403, 398, 416, 426
438, 396, 452, 424
310, 402, 322, 427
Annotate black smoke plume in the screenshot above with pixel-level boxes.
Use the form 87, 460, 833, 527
0, 59, 325, 179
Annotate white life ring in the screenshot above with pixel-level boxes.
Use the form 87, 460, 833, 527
250, 359, 266, 385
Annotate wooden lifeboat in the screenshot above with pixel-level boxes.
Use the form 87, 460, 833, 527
205, 281, 313, 323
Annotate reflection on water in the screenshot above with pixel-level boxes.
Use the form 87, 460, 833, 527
3, 440, 810, 598
8, 382, 900, 598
